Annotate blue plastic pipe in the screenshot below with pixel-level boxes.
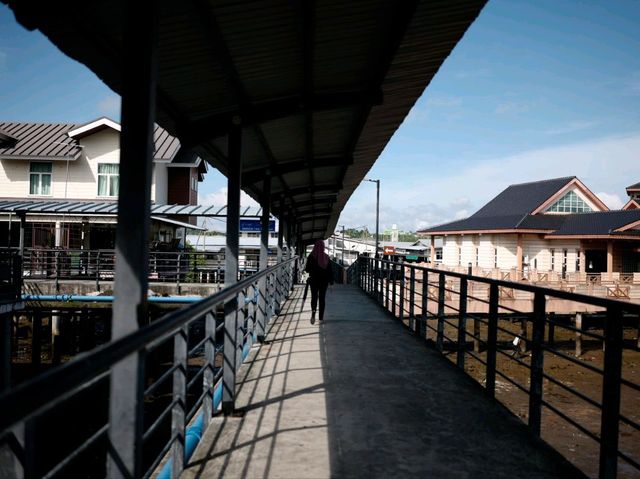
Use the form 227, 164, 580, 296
22, 294, 202, 303
156, 330, 253, 478
157, 382, 223, 479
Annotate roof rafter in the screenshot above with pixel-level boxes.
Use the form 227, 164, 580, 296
242, 156, 352, 185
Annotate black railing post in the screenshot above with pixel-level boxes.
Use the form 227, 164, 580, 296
55, 251, 60, 293
486, 283, 499, 398
385, 261, 390, 311
529, 291, 546, 436
176, 252, 182, 293
409, 267, 416, 332
171, 325, 188, 478
399, 264, 405, 323
457, 277, 468, 369
437, 273, 445, 352
599, 305, 623, 479
420, 270, 428, 339
203, 310, 216, 420
95, 251, 100, 292
0, 314, 10, 392
392, 262, 397, 318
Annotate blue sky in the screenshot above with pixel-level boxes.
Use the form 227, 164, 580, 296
1, 0, 639, 232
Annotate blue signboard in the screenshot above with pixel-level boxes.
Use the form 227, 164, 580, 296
239, 219, 276, 232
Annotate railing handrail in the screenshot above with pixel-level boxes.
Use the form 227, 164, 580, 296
0, 255, 298, 433
375, 258, 640, 313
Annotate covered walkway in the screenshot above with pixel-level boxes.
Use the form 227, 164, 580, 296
182, 285, 582, 478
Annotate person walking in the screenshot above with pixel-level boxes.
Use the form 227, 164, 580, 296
305, 239, 334, 324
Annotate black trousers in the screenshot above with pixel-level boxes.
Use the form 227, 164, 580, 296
310, 281, 328, 320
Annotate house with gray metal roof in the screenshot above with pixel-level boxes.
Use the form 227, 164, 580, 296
418, 177, 640, 283
0, 117, 208, 249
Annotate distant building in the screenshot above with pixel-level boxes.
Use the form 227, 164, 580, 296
418, 177, 640, 281
0, 117, 207, 249
623, 181, 640, 210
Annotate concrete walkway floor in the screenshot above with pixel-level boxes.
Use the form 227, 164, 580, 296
182, 284, 584, 479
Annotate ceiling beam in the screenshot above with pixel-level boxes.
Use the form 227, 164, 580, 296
179, 90, 382, 148
242, 156, 352, 185
273, 185, 340, 198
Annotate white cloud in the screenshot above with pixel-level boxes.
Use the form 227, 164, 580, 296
596, 192, 625, 210
495, 101, 530, 114
543, 120, 599, 135
97, 95, 120, 118
339, 132, 640, 231
199, 187, 259, 208
425, 95, 462, 108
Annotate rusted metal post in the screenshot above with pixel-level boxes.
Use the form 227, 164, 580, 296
575, 312, 583, 357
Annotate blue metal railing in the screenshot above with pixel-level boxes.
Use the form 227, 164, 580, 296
0, 256, 298, 478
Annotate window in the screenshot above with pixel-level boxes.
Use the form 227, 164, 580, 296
550, 249, 555, 271
576, 249, 581, 272
475, 247, 479, 267
29, 162, 52, 196
547, 190, 592, 213
191, 176, 197, 191
494, 248, 498, 268
458, 247, 462, 266
98, 164, 119, 196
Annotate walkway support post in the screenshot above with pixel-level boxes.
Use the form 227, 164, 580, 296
528, 292, 545, 436
436, 273, 445, 352
409, 267, 416, 332
599, 306, 623, 479
420, 270, 428, 339
456, 277, 468, 368
107, 3, 157, 476
257, 176, 271, 342
275, 217, 284, 311
486, 283, 499, 398
222, 118, 242, 415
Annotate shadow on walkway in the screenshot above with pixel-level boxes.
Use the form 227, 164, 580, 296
182, 284, 584, 479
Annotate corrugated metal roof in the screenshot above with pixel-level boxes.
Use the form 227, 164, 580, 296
0, 120, 188, 162
6, 0, 486, 243
0, 122, 81, 160
0, 200, 262, 217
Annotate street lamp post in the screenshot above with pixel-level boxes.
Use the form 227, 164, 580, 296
364, 178, 380, 257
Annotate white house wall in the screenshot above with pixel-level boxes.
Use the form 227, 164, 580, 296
0, 128, 161, 202
439, 233, 582, 273
154, 162, 168, 204
478, 235, 495, 268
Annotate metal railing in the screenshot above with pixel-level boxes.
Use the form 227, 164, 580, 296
2, 248, 279, 290
357, 256, 640, 479
0, 249, 21, 301
0, 256, 297, 478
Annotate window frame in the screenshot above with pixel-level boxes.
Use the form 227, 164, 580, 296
97, 163, 120, 197
29, 161, 53, 197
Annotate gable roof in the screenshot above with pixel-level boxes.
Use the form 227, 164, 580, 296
419, 177, 576, 234
0, 119, 189, 163
473, 177, 575, 218
627, 181, 640, 192
547, 210, 640, 236
623, 198, 640, 210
